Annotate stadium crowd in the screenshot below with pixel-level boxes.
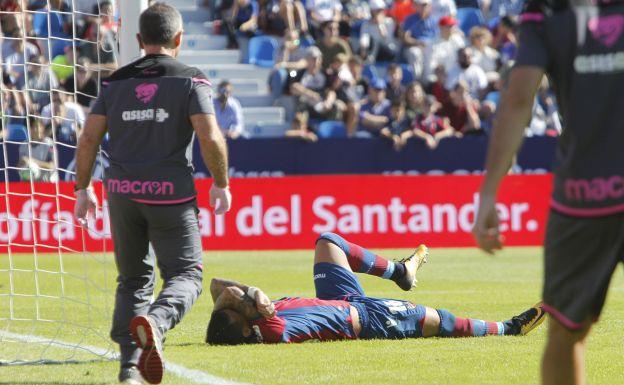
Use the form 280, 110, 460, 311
1, 0, 117, 181
216, 0, 562, 146
0, 0, 564, 183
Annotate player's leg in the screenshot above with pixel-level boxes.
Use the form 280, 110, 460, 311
315, 232, 428, 290
542, 318, 591, 385
107, 194, 154, 381
428, 302, 545, 337
133, 200, 203, 384
539, 211, 623, 385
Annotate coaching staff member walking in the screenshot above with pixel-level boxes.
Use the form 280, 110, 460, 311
74, 3, 231, 384
473, 0, 624, 384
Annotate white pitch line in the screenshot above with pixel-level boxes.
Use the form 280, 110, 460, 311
0, 330, 255, 385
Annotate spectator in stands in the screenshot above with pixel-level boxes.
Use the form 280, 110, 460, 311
439, 80, 481, 134
306, 0, 342, 38
381, 98, 411, 151
469, 27, 499, 74
389, 0, 416, 24
430, 0, 457, 23
327, 53, 352, 83
445, 47, 488, 99
429, 16, 464, 75
18, 116, 56, 182
275, 29, 308, 70
310, 72, 346, 121
429, 64, 449, 103
480, 71, 503, 133
27, 55, 59, 110
289, 46, 326, 98
404, 81, 426, 124
401, 0, 438, 80
4, 29, 38, 89
340, 55, 368, 135
65, 56, 98, 110
0, 0, 22, 37
526, 76, 562, 137
90, 0, 118, 65
386, 64, 405, 102
51, 45, 75, 85
224, 0, 259, 49
357, 78, 391, 137
1, 83, 26, 124
341, 0, 371, 37
41, 90, 85, 144
402, 94, 456, 149
285, 111, 318, 142
492, 15, 518, 51
260, 0, 308, 36
359, 0, 399, 62
485, 0, 524, 21
214, 80, 246, 139
316, 21, 352, 70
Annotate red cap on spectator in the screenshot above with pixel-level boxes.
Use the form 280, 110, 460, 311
439, 16, 457, 27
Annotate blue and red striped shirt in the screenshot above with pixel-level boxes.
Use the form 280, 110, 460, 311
249, 297, 357, 343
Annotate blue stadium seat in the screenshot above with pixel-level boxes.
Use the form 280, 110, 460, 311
318, 121, 347, 138
247, 36, 279, 68
7, 124, 28, 142
456, 7, 485, 36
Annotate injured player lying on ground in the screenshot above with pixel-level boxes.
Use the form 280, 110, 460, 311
206, 233, 545, 344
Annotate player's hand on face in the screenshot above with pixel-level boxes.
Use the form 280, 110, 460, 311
74, 187, 98, 227
472, 194, 504, 254
209, 184, 232, 215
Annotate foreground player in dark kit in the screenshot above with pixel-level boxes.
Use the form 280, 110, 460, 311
74, 3, 231, 384
473, 0, 624, 384
206, 233, 545, 345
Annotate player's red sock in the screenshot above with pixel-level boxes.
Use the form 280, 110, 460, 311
317, 233, 401, 279
437, 309, 505, 337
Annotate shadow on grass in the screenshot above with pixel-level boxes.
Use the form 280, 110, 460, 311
166, 342, 205, 347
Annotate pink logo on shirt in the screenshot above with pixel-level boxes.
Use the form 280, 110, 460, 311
588, 15, 624, 47
135, 83, 159, 104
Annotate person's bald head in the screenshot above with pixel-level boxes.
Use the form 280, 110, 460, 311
138, 3, 183, 49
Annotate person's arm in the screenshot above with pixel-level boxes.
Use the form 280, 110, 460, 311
290, 82, 322, 102
473, 67, 544, 252
189, 80, 231, 214
74, 114, 107, 223
75, 114, 107, 190
360, 111, 390, 129
210, 278, 275, 318
463, 98, 481, 131
190, 114, 229, 187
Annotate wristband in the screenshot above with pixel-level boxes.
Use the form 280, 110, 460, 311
246, 286, 259, 301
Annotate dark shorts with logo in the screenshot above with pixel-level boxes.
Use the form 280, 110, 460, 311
543, 210, 624, 329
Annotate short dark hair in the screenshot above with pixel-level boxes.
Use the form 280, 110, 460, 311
139, 3, 183, 47
206, 310, 250, 345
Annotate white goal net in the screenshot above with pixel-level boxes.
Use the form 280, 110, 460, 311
0, 0, 119, 365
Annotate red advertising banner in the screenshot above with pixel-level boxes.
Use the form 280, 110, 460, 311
0, 175, 553, 252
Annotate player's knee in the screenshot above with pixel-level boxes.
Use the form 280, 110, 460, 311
548, 317, 592, 344
316, 232, 342, 246
435, 308, 456, 337
421, 307, 441, 337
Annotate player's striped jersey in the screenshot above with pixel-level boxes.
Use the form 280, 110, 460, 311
249, 297, 357, 343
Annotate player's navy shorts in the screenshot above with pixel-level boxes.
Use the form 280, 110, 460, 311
313, 262, 426, 339
543, 210, 624, 330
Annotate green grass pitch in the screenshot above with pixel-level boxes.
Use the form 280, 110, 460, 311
1, 247, 623, 385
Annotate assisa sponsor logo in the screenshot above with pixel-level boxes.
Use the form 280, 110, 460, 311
121, 108, 170, 122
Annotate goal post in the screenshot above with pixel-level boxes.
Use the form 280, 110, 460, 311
0, 0, 147, 365
118, 0, 147, 66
